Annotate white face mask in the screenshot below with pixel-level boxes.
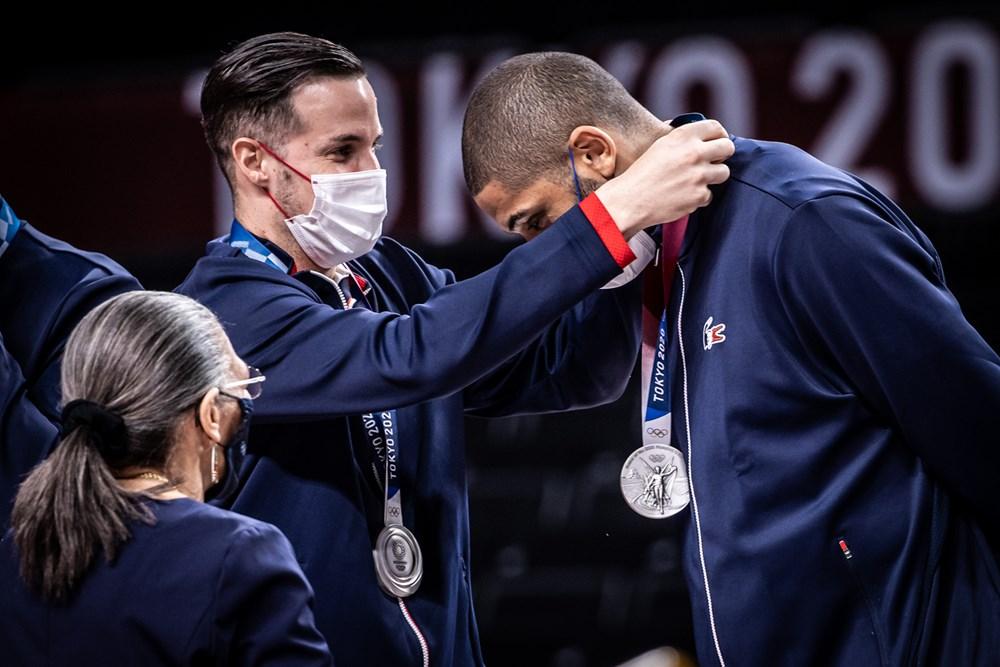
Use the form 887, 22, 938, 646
284, 169, 388, 269
565, 147, 655, 290
259, 142, 388, 270
602, 229, 656, 289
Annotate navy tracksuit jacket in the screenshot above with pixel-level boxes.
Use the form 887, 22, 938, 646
0, 497, 331, 665
666, 137, 1000, 666
176, 200, 642, 666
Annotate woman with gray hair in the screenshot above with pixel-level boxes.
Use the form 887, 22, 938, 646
0, 291, 331, 665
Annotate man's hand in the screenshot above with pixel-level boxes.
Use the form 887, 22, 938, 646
596, 120, 734, 238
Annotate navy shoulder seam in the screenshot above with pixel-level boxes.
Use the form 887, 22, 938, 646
726, 176, 868, 215
18, 225, 131, 278
727, 175, 799, 211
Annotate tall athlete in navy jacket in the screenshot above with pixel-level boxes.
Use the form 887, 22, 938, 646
465, 52, 1000, 666
176, 33, 734, 665
0, 195, 141, 526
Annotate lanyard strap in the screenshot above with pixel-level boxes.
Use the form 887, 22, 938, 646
361, 410, 404, 527
639, 216, 688, 445
232, 219, 397, 522
232, 219, 375, 308
228, 219, 292, 274
0, 198, 23, 259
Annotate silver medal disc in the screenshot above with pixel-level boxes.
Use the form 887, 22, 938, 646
373, 525, 423, 598
620, 444, 690, 519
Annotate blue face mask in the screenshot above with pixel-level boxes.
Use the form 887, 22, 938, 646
568, 148, 586, 202
208, 395, 253, 504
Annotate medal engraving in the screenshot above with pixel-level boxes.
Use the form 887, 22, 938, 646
620, 444, 690, 518
373, 525, 423, 597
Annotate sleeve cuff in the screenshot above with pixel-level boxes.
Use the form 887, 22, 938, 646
579, 193, 637, 269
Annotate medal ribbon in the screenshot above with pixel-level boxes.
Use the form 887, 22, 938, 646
231, 220, 402, 526
640, 216, 688, 446
362, 410, 404, 528
638, 111, 704, 446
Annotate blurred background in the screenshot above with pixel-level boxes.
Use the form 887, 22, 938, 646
2, 4, 998, 665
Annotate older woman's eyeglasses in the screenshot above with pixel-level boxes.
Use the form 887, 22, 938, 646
220, 365, 266, 400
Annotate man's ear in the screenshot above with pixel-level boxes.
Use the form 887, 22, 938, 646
197, 387, 224, 447
567, 126, 618, 180
231, 138, 270, 189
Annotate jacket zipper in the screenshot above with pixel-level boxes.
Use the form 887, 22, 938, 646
398, 597, 430, 667
837, 537, 890, 666
307, 270, 350, 309
677, 264, 727, 667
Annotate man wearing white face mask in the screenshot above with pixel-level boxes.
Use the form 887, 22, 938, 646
256, 140, 387, 270
177, 32, 733, 666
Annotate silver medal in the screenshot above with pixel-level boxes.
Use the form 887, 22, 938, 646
620, 443, 690, 518
373, 524, 423, 598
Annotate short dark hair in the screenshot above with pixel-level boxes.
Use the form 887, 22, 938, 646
462, 52, 654, 196
201, 32, 365, 186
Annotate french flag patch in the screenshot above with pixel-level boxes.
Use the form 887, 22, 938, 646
703, 317, 727, 351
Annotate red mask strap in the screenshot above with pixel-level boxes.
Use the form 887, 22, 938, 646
258, 141, 310, 220
259, 141, 312, 183
265, 190, 291, 219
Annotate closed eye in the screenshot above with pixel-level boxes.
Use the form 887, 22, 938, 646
524, 215, 546, 231
513, 214, 546, 234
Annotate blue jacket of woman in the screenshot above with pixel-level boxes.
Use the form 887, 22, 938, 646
0, 497, 331, 665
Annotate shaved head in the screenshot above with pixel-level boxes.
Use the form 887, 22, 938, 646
461, 52, 658, 196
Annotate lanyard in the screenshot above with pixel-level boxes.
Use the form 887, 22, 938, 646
226, 217, 424, 598
231, 219, 377, 310
0, 198, 23, 258
639, 216, 689, 446
638, 108, 704, 422
361, 410, 405, 527
228, 219, 292, 274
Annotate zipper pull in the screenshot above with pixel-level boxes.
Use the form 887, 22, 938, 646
838, 538, 853, 560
